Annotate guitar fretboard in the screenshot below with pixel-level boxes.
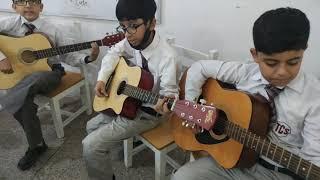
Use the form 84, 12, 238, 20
34, 40, 103, 59
225, 121, 320, 180
122, 84, 162, 105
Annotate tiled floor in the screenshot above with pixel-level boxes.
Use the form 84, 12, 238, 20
0, 100, 187, 180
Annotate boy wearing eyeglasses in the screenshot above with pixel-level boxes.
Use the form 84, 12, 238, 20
82, 0, 179, 179
0, 0, 99, 170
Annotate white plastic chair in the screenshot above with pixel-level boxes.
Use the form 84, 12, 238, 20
123, 37, 219, 180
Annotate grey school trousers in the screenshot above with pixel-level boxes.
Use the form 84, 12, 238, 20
171, 156, 293, 180
82, 111, 162, 180
13, 71, 62, 149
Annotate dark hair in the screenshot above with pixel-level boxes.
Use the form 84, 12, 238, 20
116, 0, 157, 23
12, 0, 42, 3
253, 7, 310, 55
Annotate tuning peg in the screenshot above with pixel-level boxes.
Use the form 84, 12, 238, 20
192, 123, 196, 129
199, 99, 207, 105
193, 104, 198, 109
182, 120, 187, 126
185, 123, 189, 127
200, 128, 204, 133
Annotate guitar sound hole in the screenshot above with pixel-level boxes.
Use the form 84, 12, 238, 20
212, 110, 228, 135
117, 81, 126, 95
21, 50, 36, 64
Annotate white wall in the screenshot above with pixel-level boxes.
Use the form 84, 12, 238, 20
1, 0, 319, 76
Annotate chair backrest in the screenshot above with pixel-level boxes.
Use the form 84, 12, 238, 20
166, 37, 219, 79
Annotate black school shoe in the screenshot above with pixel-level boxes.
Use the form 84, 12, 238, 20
17, 142, 48, 170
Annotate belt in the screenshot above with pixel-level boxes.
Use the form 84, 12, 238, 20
258, 158, 303, 180
140, 106, 161, 117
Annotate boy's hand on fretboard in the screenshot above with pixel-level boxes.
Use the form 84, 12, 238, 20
153, 97, 171, 115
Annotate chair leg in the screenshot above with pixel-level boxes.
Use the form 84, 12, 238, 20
80, 83, 92, 115
189, 152, 195, 162
49, 98, 64, 138
124, 137, 134, 168
155, 150, 166, 180
80, 65, 92, 115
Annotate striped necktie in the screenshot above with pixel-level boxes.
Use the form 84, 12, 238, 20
140, 51, 149, 72
264, 84, 283, 123
24, 23, 36, 36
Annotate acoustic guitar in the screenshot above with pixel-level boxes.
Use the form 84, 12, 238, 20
171, 72, 320, 180
0, 32, 124, 89
93, 57, 218, 127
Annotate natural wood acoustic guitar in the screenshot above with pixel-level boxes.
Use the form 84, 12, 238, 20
171, 71, 320, 180
0, 32, 124, 89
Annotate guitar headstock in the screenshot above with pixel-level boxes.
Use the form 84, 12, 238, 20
101, 32, 125, 47
172, 100, 217, 131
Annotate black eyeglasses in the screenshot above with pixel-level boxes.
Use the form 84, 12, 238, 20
14, 0, 41, 6
116, 23, 144, 35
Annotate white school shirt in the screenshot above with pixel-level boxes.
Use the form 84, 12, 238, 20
97, 32, 179, 107
185, 60, 320, 167
0, 15, 87, 65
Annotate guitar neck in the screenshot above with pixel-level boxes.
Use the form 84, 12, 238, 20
225, 121, 320, 180
34, 40, 103, 59
122, 84, 162, 105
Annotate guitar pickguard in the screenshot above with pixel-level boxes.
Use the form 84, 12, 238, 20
195, 111, 230, 144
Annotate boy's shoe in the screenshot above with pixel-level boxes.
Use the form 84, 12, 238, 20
113, 174, 115, 180
17, 142, 48, 170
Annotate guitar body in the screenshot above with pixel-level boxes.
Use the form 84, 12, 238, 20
93, 57, 154, 119
0, 34, 51, 89
172, 72, 271, 168
0, 32, 125, 90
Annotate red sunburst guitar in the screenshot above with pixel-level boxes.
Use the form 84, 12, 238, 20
0, 32, 124, 89
92, 57, 218, 131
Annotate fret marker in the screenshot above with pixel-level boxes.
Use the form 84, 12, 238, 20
284, 158, 287, 161
270, 151, 273, 153
302, 167, 306, 171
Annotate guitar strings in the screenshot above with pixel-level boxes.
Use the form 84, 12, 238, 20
173, 106, 320, 177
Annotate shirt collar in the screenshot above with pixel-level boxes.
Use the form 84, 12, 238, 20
251, 65, 304, 93
252, 67, 269, 85
19, 16, 42, 30
140, 32, 160, 60
286, 70, 304, 93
